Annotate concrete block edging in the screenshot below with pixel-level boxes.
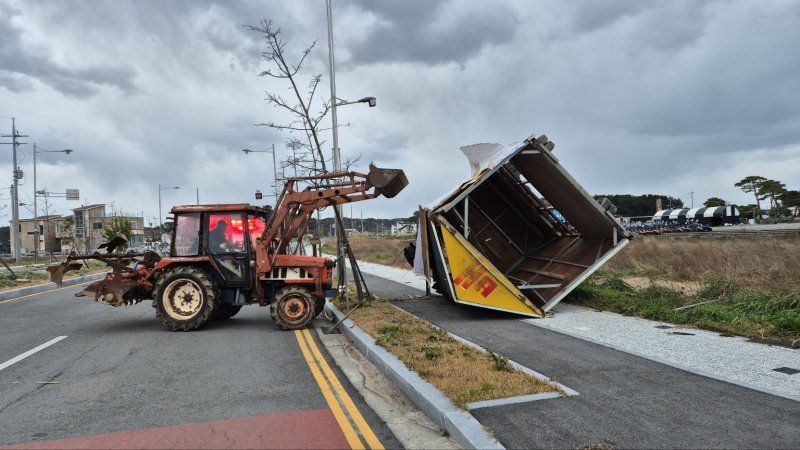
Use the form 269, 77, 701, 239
325, 302, 505, 450
0, 272, 105, 302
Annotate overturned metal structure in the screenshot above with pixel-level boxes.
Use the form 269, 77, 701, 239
415, 134, 631, 317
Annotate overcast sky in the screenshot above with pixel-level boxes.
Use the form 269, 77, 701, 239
1, 0, 799, 224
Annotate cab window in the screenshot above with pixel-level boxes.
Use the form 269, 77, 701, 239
208, 213, 246, 253
174, 213, 200, 256
248, 216, 267, 247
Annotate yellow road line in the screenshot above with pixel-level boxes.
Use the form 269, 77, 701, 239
0, 279, 96, 305
295, 330, 364, 449
301, 328, 384, 450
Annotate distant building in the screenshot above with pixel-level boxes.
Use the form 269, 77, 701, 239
60, 204, 144, 252
9, 204, 145, 255
390, 221, 417, 236
10, 215, 62, 255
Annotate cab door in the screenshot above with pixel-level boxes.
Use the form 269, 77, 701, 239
205, 212, 251, 286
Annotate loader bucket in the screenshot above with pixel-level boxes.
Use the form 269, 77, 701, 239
46, 262, 84, 286
368, 164, 408, 198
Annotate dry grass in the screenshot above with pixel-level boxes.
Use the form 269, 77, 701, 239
323, 235, 414, 269
0, 265, 108, 292
607, 234, 800, 295
571, 234, 800, 343
340, 297, 559, 407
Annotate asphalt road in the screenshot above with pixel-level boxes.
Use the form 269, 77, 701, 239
0, 284, 399, 449
363, 273, 800, 449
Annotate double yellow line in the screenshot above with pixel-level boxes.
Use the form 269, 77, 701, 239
295, 329, 383, 450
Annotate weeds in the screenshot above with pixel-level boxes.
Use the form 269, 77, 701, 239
344, 298, 559, 406
569, 235, 800, 343
569, 275, 800, 343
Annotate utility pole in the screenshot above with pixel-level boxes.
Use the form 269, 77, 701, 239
1, 118, 28, 260
196, 188, 199, 205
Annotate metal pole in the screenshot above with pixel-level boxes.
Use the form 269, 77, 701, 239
326, 0, 340, 173
272, 143, 279, 199
158, 183, 162, 228
11, 119, 21, 260
326, 0, 347, 293
33, 143, 38, 262
196, 188, 199, 205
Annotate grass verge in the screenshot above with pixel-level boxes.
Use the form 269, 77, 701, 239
568, 273, 800, 345
322, 235, 414, 269
566, 235, 800, 345
0, 265, 108, 292
335, 296, 560, 407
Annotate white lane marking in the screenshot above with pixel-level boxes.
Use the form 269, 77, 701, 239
0, 336, 68, 372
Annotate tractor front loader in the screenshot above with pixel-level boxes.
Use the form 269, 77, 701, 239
48, 164, 408, 331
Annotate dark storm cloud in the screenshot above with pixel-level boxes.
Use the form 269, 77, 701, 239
0, 3, 137, 97
342, 0, 519, 65
0, 0, 798, 220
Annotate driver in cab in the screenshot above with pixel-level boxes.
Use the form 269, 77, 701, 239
209, 220, 234, 252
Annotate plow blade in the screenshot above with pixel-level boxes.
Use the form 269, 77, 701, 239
368, 164, 408, 198
46, 262, 84, 286
75, 273, 137, 307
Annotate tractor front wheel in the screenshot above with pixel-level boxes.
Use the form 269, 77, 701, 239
154, 267, 218, 332
271, 286, 315, 330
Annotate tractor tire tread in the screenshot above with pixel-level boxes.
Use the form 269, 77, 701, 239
153, 266, 218, 332
271, 285, 315, 331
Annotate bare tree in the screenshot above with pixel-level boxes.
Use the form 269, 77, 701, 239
249, 20, 370, 303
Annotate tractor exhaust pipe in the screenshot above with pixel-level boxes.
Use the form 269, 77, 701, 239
367, 164, 408, 198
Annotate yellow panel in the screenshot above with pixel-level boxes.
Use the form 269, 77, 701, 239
439, 225, 543, 317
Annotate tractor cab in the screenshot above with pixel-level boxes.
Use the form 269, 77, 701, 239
169, 204, 270, 288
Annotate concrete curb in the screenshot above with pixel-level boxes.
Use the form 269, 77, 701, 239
325, 302, 505, 450
0, 272, 106, 302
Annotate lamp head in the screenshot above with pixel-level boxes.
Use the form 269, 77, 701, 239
63, 149, 73, 155
359, 96, 377, 107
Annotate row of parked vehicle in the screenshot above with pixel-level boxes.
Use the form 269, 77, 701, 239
624, 220, 712, 235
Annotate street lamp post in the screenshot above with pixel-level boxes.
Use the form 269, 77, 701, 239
33, 144, 73, 262
242, 144, 279, 199
158, 184, 180, 228
326, 0, 379, 297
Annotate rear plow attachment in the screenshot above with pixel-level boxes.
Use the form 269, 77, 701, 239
47, 239, 160, 307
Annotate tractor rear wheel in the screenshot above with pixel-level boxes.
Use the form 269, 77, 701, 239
270, 286, 315, 330
154, 267, 218, 332
212, 304, 242, 320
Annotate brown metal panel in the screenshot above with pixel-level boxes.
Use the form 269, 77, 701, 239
511, 150, 625, 240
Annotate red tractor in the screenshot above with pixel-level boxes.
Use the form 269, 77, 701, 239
48, 165, 407, 331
